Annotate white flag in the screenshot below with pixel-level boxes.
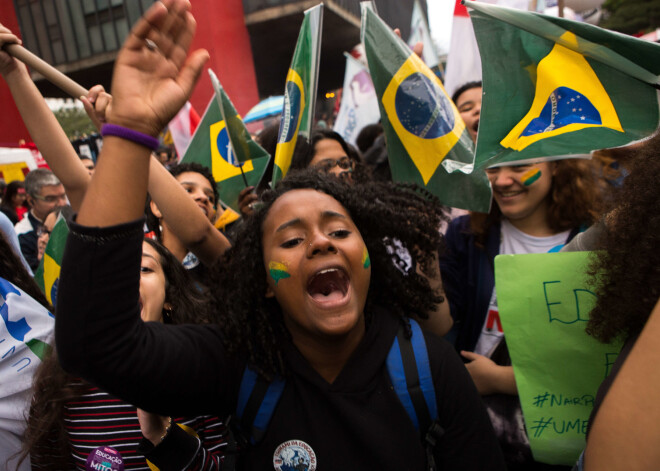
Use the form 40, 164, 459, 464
444, 0, 529, 98
333, 53, 381, 146
168, 101, 200, 162
408, 0, 440, 69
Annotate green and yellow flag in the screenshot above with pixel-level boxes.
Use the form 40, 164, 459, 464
271, 4, 323, 186
361, 3, 491, 212
34, 215, 68, 307
468, 1, 660, 169
182, 78, 270, 213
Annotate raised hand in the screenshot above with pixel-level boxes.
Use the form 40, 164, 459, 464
81, 84, 113, 131
108, 0, 209, 137
0, 24, 24, 77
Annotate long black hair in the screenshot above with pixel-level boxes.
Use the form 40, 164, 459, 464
22, 238, 211, 469
212, 169, 447, 379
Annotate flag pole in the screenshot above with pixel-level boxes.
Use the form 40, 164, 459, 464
239, 164, 249, 187
3, 44, 88, 99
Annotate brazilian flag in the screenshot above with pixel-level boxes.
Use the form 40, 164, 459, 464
272, 4, 323, 186
361, 4, 491, 212
468, 1, 660, 169
34, 215, 68, 307
182, 79, 270, 213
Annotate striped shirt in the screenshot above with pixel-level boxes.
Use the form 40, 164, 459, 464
33, 381, 227, 470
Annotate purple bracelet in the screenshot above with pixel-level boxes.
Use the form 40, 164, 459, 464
101, 124, 159, 151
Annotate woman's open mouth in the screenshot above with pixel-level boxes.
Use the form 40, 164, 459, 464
306, 267, 350, 305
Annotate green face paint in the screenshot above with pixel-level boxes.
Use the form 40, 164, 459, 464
521, 168, 542, 186
362, 247, 371, 269
269, 261, 291, 286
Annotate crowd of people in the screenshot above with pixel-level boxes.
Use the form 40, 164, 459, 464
0, 1, 658, 470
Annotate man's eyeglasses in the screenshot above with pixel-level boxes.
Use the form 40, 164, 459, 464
33, 194, 67, 204
313, 156, 354, 173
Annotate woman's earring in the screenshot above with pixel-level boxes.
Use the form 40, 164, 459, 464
163, 306, 173, 324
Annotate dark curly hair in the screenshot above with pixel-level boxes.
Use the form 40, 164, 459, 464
211, 169, 448, 380
470, 159, 605, 246
586, 133, 660, 344
20, 238, 211, 469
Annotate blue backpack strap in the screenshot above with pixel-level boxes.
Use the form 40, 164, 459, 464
387, 319, 444, 471
386, 319, 438, 434
236, 366, 286, 445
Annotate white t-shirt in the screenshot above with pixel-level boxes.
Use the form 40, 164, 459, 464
473, 220, 571, 356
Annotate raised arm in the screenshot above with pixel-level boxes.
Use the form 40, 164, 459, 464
148, 156, 231, 264
0, 25, 90, 211
76, 0, 208, 227
584, 297, 660, 470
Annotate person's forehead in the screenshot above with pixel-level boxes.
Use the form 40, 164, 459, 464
176, 171, 213, 191
312, 139, 346, 160
141, 242, 162, 263
39, 184, 65, 195
264, 189, 350, 231
456, 87, 482, 105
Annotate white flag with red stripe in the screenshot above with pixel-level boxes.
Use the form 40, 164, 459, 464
444, 0, 528, 99
168, 101, 200, 161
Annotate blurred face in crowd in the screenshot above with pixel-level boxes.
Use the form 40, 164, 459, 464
82, 158, 95, 176
309, 139, 354, 180
37, 211, 59, 261
262, 189, 370, 347
486, 162, 554, 224
455, 86, 482, 143
139, 241, 168, 323
12, 187, 27, 208
175, 171, 217, 222
29, 184, 67, 221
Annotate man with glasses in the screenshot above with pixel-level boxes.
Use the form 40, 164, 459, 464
15, 169, 67, 270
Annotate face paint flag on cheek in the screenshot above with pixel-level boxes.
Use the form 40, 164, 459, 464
521, 168, 542, 186
362, 247, 371, 269
467, 0, 660, 170
361, 3, 492, 213
269, 261, 291, 286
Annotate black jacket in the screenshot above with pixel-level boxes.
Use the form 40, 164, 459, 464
56, 218, 505, 470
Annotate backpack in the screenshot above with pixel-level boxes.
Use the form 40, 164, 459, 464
230, 319, 444, 470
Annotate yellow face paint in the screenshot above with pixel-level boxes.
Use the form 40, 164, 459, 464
268, 261, 291, 286
521, 168, 542, 186
362, 247, 371, 269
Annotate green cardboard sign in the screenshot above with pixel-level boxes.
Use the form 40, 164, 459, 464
494, 252, 621, 465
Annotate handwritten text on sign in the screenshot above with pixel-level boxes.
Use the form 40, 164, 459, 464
494, 252, 621, 466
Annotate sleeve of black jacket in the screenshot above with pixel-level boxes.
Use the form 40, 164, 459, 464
55, 218, 240, 419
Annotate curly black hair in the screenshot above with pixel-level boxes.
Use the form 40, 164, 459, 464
211, 169, 448, 379
586, 133, 660, 344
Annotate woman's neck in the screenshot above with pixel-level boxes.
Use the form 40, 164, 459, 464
506, 202, 555, 237
290, 318, 365, 384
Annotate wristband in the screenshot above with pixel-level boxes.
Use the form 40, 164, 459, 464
101, 123, 159, 150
